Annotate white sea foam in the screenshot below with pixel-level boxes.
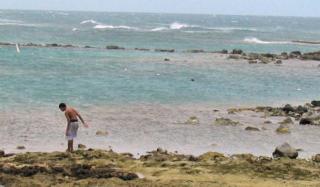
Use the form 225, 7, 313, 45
80, 19, 100, 25
169, 22, 195, 30
0, 22, 39, 27
243, 37, 290, 44
208, 27, 258, 32
93, 24, 136, 30
150, 27, 168, 32
72, 28, 78, 31
149, 22, 257, 33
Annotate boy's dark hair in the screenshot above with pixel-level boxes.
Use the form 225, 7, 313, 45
59, 103, 66, 108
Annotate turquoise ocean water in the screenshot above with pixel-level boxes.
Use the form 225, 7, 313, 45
0, 10, 320, 108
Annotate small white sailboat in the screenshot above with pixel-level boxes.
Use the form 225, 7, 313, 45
16, 43, 20, 53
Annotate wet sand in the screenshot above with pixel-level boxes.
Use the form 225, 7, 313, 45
1, 102, 320, 159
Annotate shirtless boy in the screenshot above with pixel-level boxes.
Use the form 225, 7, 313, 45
59, 103, 89, 152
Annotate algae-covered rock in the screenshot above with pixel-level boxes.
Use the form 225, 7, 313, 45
312, 154, 320, 162
185, 116, 200, 125
96, 131, 108, 136
273, 143, 298, 159
279, 117, 294, 125
214, 118, 242, 126
198, 152, 226, 161
78, 144, 87, 149
276, 124, 290, 134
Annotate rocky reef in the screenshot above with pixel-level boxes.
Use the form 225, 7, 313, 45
228, 49, 320, 64
1, 148, 320, 186
2, 42, 320, 63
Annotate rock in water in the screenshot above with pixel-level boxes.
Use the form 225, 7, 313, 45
96, 131, 108, 136
283, 104, 295, 113
16, 146, 25, 150
78, 144, 87, 149
276, 124, 290, 134
185, 116, 200, 125
296, 105, 308, 114
279, 117, 294, 125
273, 143, 298, 159
215, 118, 242, 126
231, 49, 243, 54
312, 154, 320, 162
245, 126, 260, 131
0, 150, 4, 157
248, 60, 258, 64
299, 118, 313, 125
311, 100, 320, 107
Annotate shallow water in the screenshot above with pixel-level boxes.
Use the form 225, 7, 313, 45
1, 103, 320, 158
1, 10, 320, 157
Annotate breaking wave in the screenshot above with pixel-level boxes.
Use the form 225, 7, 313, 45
80, 19, 100, 25
0, 18, 40, 27
243, 37, 291, 44
150, 22, 258, 33
169, 22, 195, 30
94, 24, 136, 30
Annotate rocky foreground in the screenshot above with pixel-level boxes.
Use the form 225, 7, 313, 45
1, 147, 320, 187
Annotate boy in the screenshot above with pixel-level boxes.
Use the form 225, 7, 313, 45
59, 103, 89, 152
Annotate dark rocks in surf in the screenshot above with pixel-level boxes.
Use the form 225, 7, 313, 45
106, 45, 125, 50
289, 51, 302, 58
164, 58, 170, 61
282, 104, 295, 114
279, 52, 289, 60
275, 60, 282, 64
16, 146, 25, 150
155, 49, 175, 53
248, 60, 258, 64
301, 51, 320, 61
187, 49, 205, 53
245, 126, 260, 131
0, 42, 13, 46
296, 105, 308, 114
300, 118, 313, 125
311, 100, 320, 107
231, 49, 243, 55
273, 143, 298, 159
0, 150, 4, 157
78, 144, 87, 149
299, 116, 320, 126
312, 154, 320, 162
134, 48, 150, 51
84, 45, 93, 48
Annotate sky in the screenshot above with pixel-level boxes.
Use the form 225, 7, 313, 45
0, 0, 319, 17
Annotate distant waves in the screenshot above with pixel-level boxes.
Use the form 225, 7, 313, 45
79, 19, 258, 33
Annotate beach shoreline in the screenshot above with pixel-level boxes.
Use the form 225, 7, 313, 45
1, 148, 320, 187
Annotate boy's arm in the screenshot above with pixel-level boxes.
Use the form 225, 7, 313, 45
75, 109, 89, 128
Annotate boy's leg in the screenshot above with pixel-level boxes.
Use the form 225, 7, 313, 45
70, 140, 74, 152
67, 140, 73, 152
